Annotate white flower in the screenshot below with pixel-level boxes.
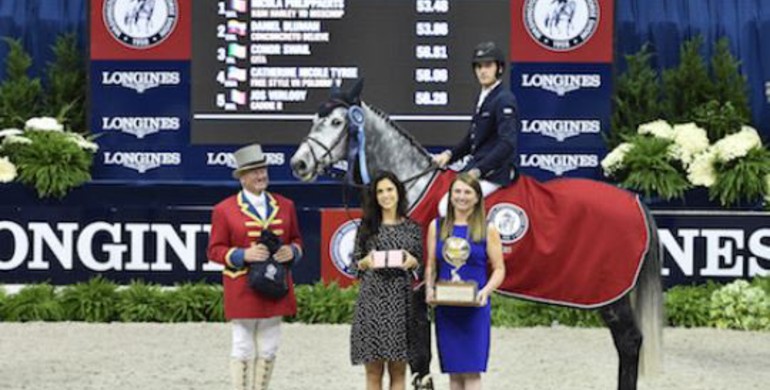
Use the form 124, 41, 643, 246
0, 128, 23, 138
2, 135, 33, 145
601, 142, 634, 176
25, 117, 63, 132
712, 126, 762, 163
688, 149, 717, 187
638, 119, 675, 140
670, 123, 710, 166
65, 132, 99, 152
0, 156, 17, 183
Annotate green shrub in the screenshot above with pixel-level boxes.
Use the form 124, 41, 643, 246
750, 276, 770, 296
491, 295, 602, 327
710, 37, 750, 123
59, 276, 119, 322
710, 147, 770, 207
709, 280, 770, 330
618, 135, 691, 200
291, 281, 358, 324
665, 281, 721, 327
0, 37, 43, 128
692, 100, 745, 142
116, 280, 168, 322
45, 33, 86, 134
0, 287, 6, 320
2, 284, 63, 321
163, 281, 221, 322
662, 36, 715, 123
609, 44, 662, 149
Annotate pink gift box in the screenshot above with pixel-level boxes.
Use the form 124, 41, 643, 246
372, 250, 388, 268
372, 250, 404, 268
387, 250, 404, 267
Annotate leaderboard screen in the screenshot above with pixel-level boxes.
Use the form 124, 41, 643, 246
191, 0, 510, 146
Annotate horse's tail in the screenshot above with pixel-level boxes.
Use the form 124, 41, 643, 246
633, 201, 664, 376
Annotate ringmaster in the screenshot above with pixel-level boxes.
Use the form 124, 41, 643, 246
207, 143, 303, 390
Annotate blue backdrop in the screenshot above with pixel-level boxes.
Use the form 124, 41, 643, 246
0, 0, 87, 74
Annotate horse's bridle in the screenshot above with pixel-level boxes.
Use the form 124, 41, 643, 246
301, 115, 350, 178
300, 102, 439, 187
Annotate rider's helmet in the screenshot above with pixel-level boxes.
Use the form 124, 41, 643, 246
471, 41, 506, 78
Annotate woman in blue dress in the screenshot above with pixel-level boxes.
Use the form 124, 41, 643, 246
425, 173, 506, 390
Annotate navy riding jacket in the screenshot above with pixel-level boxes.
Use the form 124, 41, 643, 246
449, 83, 519, 187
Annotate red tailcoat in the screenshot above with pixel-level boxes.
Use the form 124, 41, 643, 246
207, 191, 302, 319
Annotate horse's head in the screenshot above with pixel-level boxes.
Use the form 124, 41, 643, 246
290, 80, 364, 181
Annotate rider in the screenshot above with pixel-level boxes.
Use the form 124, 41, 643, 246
433, 41, 519, 215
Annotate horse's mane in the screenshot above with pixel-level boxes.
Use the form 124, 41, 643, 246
362, 101, 432, 160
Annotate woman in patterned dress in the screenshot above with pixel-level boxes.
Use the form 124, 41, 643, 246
425, 173, 506, 390
351, 171, 424, 390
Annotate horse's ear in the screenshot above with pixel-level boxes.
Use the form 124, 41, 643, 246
347, 78, 364, 104
330, 79, 342, 97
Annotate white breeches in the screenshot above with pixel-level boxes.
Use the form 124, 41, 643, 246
230, 316, 282, 360
438, 179, 501, 217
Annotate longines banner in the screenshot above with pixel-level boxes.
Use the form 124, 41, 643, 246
1, 205, 767, 286
511, 0, 614, 181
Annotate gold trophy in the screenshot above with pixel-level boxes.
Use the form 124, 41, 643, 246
434, 236, 479, 306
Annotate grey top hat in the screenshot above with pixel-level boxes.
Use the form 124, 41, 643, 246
232, 144, 268, 178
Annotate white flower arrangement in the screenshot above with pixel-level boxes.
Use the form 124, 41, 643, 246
2, 135, 33, 145
0, 156, 17, 183
601, 142, 633, 176
0, 117, 98, 194
638, 119, 675, 140
687, 149, 718, 187
64, 132, 99, 152
711, 125, 762, 163
0, 128, 23, 138
669, 123, 710, 167
25, 117, 64, 132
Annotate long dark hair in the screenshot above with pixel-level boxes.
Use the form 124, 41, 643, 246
356, 171, 408, 250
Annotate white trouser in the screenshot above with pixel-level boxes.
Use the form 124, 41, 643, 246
438, 179, 501, 217
231, 317, 282, 360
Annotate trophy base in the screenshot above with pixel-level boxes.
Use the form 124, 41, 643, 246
434, 281, 479, 307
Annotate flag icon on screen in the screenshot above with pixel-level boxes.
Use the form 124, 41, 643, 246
228, 43, 247, 59
227, 66, 247, 82
230, 89, 247, 105
230, 0, 247, 13
227, 20, 247, 36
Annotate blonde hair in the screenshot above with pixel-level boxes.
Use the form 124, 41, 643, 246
441, 173, 486, 242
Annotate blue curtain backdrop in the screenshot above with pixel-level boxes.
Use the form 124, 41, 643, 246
0, 0, 767, 134
0, 0, 87, 80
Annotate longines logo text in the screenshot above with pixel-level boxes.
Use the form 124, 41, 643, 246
520, 153, 598, 175
521, 73, 601, 96
521, 119, 601, 141
102, 116, 180, 139
103, 152, 181, 173
0, 221, 220, 273
206, 152, 285, 167
101, 71, 181, 93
